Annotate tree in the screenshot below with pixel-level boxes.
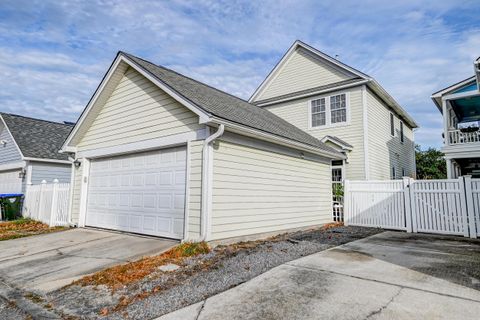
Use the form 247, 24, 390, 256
415, 145, 447, 179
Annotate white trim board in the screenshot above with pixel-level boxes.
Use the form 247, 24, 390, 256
76, 129, 207, 159
0, 161, 26, 172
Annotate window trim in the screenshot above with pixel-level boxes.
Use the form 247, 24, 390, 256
308, 91, 350, 129
390, 112, 395, 137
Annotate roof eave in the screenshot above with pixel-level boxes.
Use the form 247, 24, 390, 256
209, 116, 345, 160
367, 81, 418, 128
255, 79, 369, 107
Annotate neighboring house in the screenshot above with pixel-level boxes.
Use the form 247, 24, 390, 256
61, 52, 344, 241
0, 113, 73, 194
249, 41, 418, 183
431, 57, 480, 178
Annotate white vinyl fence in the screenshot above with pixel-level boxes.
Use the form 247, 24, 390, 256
22, 180, 71, 226
344, 176, 480, 238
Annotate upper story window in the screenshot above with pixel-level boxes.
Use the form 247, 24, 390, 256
311, 98, 326, 127
330, 94, 347, 124
400, 121, 404, 143
310, 93, 348, 128
390, 113, 395, 136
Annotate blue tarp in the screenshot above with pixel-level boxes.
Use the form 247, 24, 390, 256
0, 194, 23, 198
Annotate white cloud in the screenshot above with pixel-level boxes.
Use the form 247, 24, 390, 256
0, 0, 479, 148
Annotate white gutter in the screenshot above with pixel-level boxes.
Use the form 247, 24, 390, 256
255, 80, 369, 107
200, 124, 225, 241
22, 157, 71, 165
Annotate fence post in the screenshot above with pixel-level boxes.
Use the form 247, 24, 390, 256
409, 178, 418, 233
49, 179, 59, 227
403, 177, 413, 233
343, 180, 350, 225
463, 176, 476, 238
38, 180, 47, 222
459, 176, 470, 237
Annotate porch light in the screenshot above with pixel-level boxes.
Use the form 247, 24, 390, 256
18, 169, 26, 179
73, 160, 82, 168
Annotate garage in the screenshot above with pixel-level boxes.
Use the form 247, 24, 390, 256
85, 146, 187, 239
0, 169, 23, 194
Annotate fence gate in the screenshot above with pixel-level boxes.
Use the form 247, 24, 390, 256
344, 177, 480, 238
409, 180, 468, 236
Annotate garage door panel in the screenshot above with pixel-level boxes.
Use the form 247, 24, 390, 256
86, 146, 186, 239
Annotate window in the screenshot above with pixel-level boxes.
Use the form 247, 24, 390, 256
391, 166, 396, 179
310, 93, 348, 128
330, 94, 347, 124
311, 98, 326, 127
400, 121, 404, 143
390, 113, 395, 136
402, 168, 406, 177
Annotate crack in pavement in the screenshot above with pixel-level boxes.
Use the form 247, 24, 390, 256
194, 300, 207, 320
364, 287, 403, 319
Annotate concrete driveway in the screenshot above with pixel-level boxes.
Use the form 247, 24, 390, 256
159, 231, 480, 320
0, 228, 176, 293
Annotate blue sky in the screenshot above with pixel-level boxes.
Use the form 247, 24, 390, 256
0, 0, 479, 148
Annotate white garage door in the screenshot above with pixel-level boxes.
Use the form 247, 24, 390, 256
0, 169, 23, 194
86, 146, 187, 239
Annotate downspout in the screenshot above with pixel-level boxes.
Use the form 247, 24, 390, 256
200, 124, 225, 241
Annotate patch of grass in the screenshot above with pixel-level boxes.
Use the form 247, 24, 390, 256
0, 219, 66, 241
76, 242, 211, 290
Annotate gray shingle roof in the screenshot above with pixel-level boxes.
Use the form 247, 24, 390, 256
122, 52, 341, 156
253, 78, 365, 106
0, 113, 74, 161
323, 135, 353, 149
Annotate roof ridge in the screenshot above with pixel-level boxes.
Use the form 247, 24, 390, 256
0, 112, 74, 127
121, 51, 253, 105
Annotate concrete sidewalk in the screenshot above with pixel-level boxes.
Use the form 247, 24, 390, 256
157, 231, 480, 320
0, 228, 176, 292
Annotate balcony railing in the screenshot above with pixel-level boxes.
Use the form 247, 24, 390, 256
448, 129, 480, 145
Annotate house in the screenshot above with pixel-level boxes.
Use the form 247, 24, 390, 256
249, 41, 418, 183
0, 113, 73, 194
61, 52, 344, 241
431, 57, 480, 178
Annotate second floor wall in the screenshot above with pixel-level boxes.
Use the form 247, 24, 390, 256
264, 85, 416, 180
265, 86, 366, 180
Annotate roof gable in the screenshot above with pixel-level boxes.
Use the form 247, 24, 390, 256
0, 113, 73, 161
254, 47, 357, 101
250, 40, 369, 103
0, 120, 22, 164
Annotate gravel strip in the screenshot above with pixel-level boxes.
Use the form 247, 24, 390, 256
47, 226, 381, 319
0, 296, 30, 319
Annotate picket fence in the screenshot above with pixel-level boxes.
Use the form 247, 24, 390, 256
344, 176, 480, 238
22, 180, 71, 226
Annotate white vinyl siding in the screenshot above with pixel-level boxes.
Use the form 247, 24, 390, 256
211, 140, 332, 240
0, 124, 22, 164
367, 89, 415, 180
77, 67, 203, 151
30, 162, 71, 184
265, 86, 366, 180
257, 48, 352, 101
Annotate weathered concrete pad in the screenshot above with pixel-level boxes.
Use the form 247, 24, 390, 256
0, 228, 176, 292
157, 231, 480, 320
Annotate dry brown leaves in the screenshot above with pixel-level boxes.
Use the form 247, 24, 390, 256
76, 241, 211, 290
0, 219, 66, 241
